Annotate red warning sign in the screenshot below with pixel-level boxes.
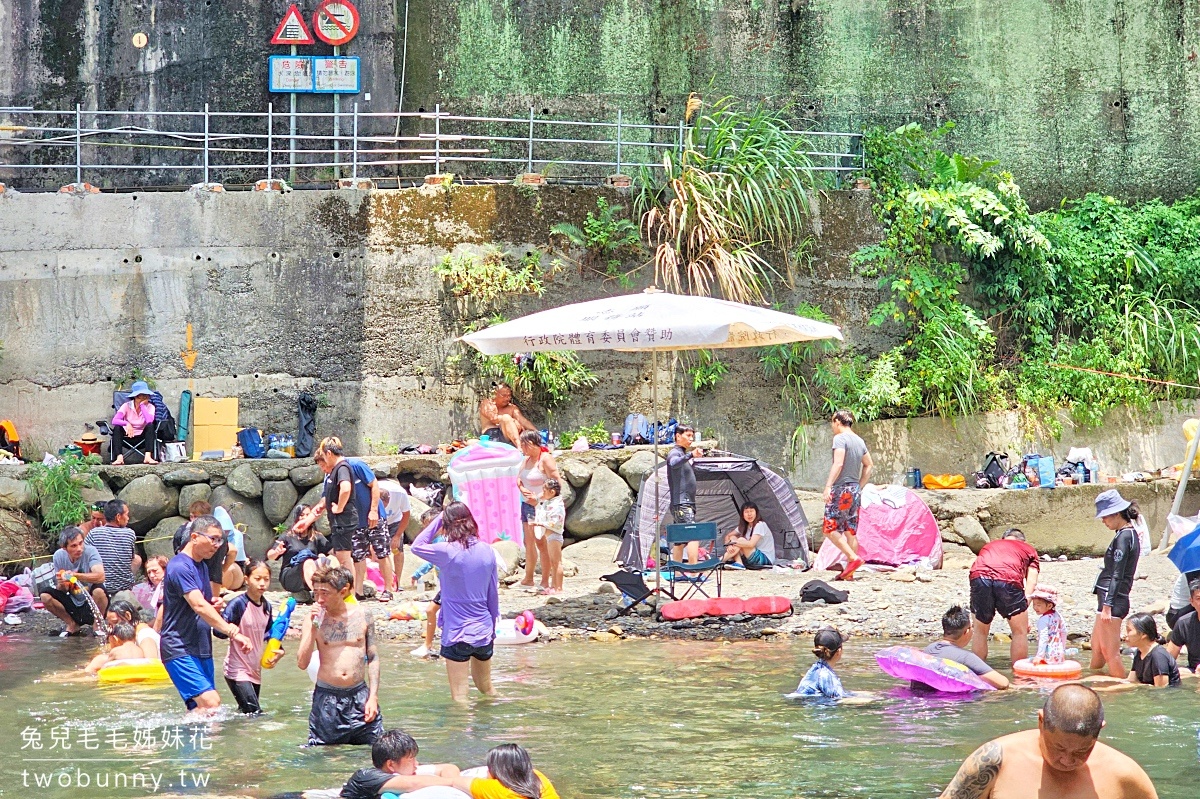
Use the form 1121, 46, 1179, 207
271, 4, 314, 45
312, 0, 360, 47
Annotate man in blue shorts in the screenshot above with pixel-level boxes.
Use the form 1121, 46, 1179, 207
161, 514, 253, 714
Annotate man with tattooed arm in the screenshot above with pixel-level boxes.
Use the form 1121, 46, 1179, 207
940, 684, 1156, 799
298, 564, 384, 746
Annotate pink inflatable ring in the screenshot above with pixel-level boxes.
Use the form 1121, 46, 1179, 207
1013, 658, 1082, 680
875, 645, 995, 693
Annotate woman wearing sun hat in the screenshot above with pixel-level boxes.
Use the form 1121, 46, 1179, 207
110, 381, 158, 464
1090, 489, 1142, 677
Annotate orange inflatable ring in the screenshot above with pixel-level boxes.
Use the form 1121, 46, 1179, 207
1013, 658, 1082, 680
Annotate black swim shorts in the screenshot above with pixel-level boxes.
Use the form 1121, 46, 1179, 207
969, 577, 1028, 624
329, 526, 356, 553
43, 588, 95, 627
308, 681, 383, 746
1096, 590, 1131, 619
440, 639, 495, 663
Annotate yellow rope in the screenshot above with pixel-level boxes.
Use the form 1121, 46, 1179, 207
0, 533, 177, 568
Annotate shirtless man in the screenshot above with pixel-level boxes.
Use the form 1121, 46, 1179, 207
298, 564, 383, 746
478, 383, 536, 446
939, 684, 1157, 799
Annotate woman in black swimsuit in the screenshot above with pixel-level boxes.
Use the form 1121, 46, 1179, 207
1090, 490, 1142, 678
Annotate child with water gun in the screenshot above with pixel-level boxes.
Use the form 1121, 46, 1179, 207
216, 559, 292, 714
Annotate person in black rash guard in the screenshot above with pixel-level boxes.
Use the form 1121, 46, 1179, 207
339, 729, 459, 799
666, 424, 704, 564
1086, 613, 1181, 691
267, 504, 331, 597
1166, 578, 1200, 675
1090, 490, 1142, 679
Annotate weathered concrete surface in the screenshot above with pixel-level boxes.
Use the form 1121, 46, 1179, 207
793, 403, 1200, 491
2, 2, 1198, 203
0, 186, 888, 478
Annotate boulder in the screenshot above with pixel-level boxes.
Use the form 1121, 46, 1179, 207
162, 467, 211, 487
208, 485, 274, 560
262, 480, 299, 525
290, 464, 324, 488
0, 508, 48, 564
492, 539, 521, 578
227, 464, 263, 499
560, 460, 593, 488
260, 467, 291, 481
144, 516, 186, 559
0, 476, 37, 512
117, 475, 180, 533
565, 465, 634, 539
953, 516, 992, 554
178, 482, 213, 516
80, 482, 116, 508
618, 450, 658, 491
405, 496, 432, 541
560, 479, 577, 510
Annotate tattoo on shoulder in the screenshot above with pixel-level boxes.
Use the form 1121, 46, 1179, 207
943, 741, 1003, 799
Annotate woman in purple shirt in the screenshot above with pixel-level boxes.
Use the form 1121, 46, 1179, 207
411, 502, 499, 702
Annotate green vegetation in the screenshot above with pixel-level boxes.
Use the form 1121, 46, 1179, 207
686, 350, 728, 393
550, 197, 641, 287
25, 454, 102, 532
634, 99, 817, 303
435, 247, 547, 306
817, 121, 1200, 434
557, 422, 610, 449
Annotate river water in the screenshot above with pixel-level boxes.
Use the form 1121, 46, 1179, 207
1, 633, 1198, 798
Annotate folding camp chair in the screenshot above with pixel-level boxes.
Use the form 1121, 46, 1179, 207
599, 569, 658, 617
665, 522, 723, 600
98, 390, 163, 464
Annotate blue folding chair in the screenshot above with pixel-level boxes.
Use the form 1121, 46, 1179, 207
665, 522, 724, 600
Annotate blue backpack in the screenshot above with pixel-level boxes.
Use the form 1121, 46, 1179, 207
237, 428, 266, 459
622, 414, 651, 445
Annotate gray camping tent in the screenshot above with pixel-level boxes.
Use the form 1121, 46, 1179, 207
617, 453, 811, 569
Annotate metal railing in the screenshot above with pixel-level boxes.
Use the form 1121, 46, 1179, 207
0, 105, 864, 191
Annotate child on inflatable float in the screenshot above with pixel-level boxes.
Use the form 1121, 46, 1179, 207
1014, 585, 1082, 680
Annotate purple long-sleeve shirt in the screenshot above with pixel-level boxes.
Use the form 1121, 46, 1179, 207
411, 518, 499, 647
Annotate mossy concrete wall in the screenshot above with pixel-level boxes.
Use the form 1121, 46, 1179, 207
415, 0, 1200, 207
3, 2, 1199, 205
0, 185, 889, 474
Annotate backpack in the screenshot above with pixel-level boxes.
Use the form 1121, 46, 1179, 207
237, 428, 266, 459
975, 451, 1009, 489
622, 414, 652, 445
800, 579, 849, 605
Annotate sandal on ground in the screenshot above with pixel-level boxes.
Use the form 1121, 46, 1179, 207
837, 558, 866, 581
376, 591, 393, 603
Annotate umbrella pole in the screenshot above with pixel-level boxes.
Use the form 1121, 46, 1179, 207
653, 348, 661, 597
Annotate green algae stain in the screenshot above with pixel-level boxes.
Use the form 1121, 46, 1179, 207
598, 0, 653, 98
450, 0, 527, 97
537, 20, 588, 97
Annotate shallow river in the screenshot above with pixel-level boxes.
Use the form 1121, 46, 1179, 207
1, 633, 1198, 798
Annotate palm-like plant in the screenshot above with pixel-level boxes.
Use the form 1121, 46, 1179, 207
634, 100, 817, 303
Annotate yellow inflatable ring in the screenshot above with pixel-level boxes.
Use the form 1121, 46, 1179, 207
96, 658, 170, 685
1013, 658, 1083, 680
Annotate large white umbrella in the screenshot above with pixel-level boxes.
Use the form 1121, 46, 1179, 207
461, 288, 843, 593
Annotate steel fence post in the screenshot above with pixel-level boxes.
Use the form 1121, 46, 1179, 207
677, 119, 684, 159
615, 109, 622, 175
203, 103, 210, 185
75, 103, 82, 185
267, 102, 274, 183
434, 103, 441, 175
352, 102, 359, 180
527, 106, 535, 173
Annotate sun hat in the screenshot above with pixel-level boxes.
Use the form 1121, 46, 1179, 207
1030, 585, 1059, 605
128, 380, 152, 398
1094, 488, 1131, 519
78, 431, 101, 444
